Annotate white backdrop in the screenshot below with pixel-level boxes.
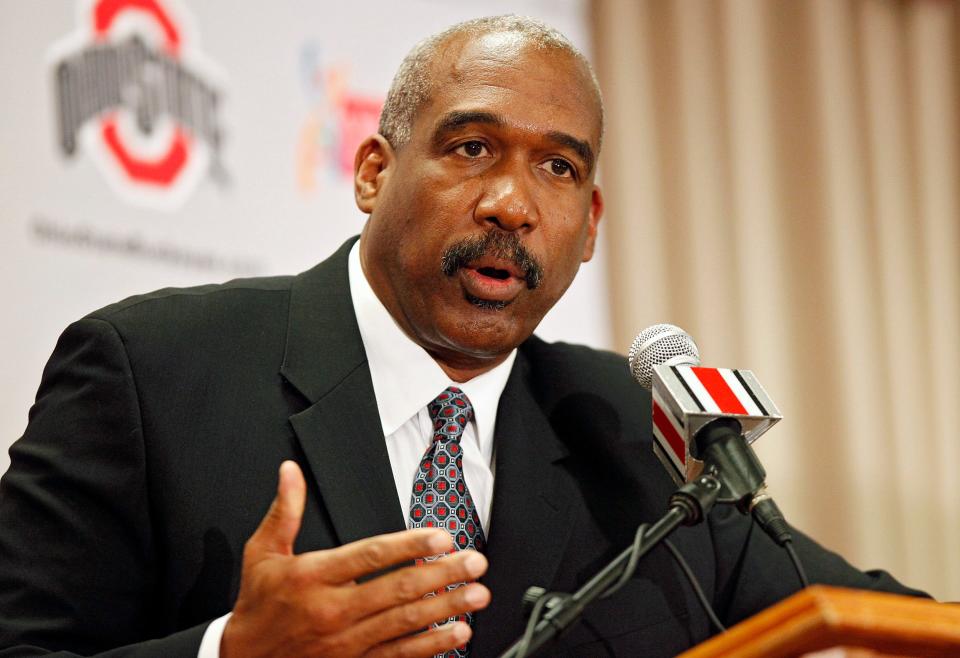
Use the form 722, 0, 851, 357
0, 0, 612, 474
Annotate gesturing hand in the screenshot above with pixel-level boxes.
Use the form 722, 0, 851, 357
221, 461, 490, 658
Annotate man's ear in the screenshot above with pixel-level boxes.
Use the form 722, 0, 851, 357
354, 134, 394, 213
581, 185, 605, 262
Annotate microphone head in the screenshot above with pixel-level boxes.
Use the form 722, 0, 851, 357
628, 323, 701, 390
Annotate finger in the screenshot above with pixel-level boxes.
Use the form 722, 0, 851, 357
302, 528, 453, 584
351, 582, 489, 655
348, 550, 488, 619
246, 461, 307, 559
365, 622, 472, 658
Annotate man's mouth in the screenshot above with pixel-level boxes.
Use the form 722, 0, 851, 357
470, 254, 524, 281
460, 258, 526, 307
440, 231, 545, 310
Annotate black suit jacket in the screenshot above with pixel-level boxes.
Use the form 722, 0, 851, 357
0, 239, 923, 657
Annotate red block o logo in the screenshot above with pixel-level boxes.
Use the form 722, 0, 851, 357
51, 0, 226, 208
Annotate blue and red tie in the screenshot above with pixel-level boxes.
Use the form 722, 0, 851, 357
409, 386, 486, 657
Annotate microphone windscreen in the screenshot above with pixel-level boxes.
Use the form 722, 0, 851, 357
628, 324, 700, 390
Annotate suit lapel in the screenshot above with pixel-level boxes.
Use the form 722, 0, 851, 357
288, 372, 407, 544
471, 352, 578, 656
280, 238, 406, 546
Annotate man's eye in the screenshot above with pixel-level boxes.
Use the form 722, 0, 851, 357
455, 141, 488, 158
544, 159, 574, 179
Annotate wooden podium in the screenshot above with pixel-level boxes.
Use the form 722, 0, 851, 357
678, 586, 960, 658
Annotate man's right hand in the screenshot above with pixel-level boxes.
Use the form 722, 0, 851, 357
221, 461, 491, 658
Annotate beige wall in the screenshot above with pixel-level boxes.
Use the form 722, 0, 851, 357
593, 0, 960, 601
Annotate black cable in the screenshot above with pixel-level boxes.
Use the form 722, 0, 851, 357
599, 523, 726, 634
750, 495, 810, 589
783, 539, 810, 588
515, 591, 569, 658
600, 523, 649, 599
662, 537, 727, 633
751, 495, 794, 546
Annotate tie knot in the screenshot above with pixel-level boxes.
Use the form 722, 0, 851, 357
428, 386, 474, 443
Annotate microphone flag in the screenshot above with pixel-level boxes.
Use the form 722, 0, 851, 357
652, 365, 782, 485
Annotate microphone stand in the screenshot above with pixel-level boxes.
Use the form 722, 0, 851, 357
498, 474, 722, 658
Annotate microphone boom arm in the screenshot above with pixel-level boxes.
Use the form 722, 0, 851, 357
498, 474, 722, 658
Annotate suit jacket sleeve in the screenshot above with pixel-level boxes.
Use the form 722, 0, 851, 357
0, 317, 210, 656
708, 502, 930, 627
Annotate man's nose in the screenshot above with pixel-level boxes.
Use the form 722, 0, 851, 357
474, 163, 539, 232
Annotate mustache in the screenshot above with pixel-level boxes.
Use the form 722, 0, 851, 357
440, 231, 544, 290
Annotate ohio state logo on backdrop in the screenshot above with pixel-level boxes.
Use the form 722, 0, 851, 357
49, 0, 227, 209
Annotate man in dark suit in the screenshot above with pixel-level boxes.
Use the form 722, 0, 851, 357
0, 15, 922, 658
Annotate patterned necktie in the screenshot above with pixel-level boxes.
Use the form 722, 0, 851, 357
409, 387, 486, 658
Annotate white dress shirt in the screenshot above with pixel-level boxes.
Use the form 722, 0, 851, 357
198, 241, 516, 656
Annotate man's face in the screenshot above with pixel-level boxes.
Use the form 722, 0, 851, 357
357, 33, 604, 374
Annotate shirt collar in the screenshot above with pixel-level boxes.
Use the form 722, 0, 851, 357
348, 241, 516, 445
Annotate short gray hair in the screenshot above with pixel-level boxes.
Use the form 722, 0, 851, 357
378, 15, 604, 151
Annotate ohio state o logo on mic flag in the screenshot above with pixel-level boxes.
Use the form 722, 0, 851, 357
49, 0, 227, 209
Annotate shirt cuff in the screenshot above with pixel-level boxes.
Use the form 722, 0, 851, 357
198, 612, 232, 658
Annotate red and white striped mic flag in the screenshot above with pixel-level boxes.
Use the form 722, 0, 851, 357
651, 365, 781, 484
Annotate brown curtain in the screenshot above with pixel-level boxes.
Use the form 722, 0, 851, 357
592, 0, 960, 601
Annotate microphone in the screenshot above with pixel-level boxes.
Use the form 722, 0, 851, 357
628, 324, 798, 550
